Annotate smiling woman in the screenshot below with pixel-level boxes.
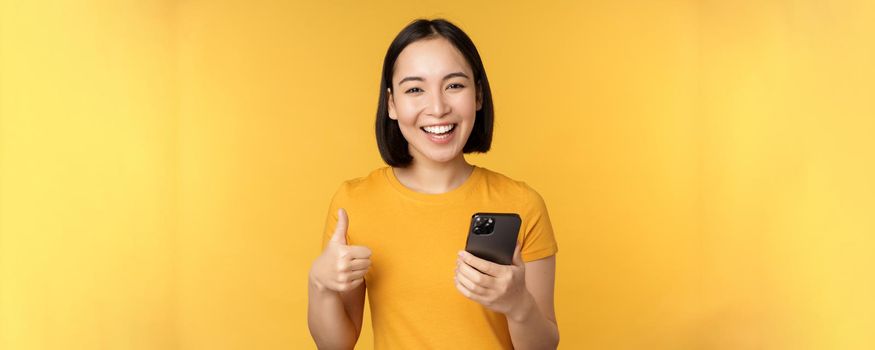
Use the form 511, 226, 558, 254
375, 19, 493, 169
307, 18, 559, 349
386, 37, 482, 164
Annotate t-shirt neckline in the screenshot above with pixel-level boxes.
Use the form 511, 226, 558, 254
384, 165, 482, 203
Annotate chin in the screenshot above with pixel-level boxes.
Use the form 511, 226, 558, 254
429, 154, 459, 164
413, 146, 461, 164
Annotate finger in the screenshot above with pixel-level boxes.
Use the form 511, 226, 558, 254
455, 276, 484, 301
336, 257, 370, 272
344, 245, 372, 259
512, 240, 524, 266
458, 250, 500, 276
346, 258, 371, 271
348, 277, 364, 289
336, 277, 364, 293
455, 269, 488, 296
338, 269, 367, 283
457, 259, 495, 288
329, 208, 349, 244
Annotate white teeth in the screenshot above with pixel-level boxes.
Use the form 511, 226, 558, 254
422, 124, 455, 134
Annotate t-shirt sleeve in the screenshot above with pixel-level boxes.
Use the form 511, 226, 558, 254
321, 181, 349, 250
519, 184, 559, 262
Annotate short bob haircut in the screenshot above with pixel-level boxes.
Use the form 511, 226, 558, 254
375, 18, 494, 167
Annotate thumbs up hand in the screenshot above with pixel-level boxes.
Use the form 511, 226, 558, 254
310, 208, 372, 293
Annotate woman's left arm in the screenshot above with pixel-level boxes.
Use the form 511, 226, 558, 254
455, 244, 559, 349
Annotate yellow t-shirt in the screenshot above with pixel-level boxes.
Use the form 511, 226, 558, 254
321, 165, 558, 349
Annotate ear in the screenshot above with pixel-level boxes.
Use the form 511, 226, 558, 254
387, 88, 398, 120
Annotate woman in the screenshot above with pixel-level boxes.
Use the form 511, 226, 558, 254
308, 18, 559, 349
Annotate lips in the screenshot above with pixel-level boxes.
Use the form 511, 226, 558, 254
420, 123, 457, 135
421, 123, 456, 144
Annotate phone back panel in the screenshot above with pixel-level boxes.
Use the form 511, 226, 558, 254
465, 212, 521, 265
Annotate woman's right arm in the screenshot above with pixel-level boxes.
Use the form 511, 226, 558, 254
307, 278, 366, 349
308, 208, 372, 349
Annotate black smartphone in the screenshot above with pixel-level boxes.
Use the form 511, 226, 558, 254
464, 212, 522, 266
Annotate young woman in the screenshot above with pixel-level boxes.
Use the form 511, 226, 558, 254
308, 18, 559, 349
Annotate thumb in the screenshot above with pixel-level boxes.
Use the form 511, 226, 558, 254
512, 240, 524, 266
329, 208, 349, 245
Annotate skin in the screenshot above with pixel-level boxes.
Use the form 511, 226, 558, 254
308, 36, 558, 349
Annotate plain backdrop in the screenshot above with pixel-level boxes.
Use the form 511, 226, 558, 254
1, 0, 873, 349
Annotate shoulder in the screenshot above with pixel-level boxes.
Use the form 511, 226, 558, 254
330, 166, 390, 201
478, 167, 547, 209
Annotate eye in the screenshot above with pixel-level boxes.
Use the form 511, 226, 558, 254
447, 83, 465, 90
405, 87, 423, 94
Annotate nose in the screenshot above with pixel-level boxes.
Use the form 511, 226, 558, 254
426, 91, 450, 117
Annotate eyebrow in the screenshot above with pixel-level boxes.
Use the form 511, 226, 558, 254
398, 72, 470, 85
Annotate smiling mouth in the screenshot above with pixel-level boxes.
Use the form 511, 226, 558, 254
420, 123, 457, 135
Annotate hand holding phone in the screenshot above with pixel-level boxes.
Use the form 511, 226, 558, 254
456, 214, 531, 320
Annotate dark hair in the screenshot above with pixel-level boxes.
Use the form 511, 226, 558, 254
375, 18, 494, 167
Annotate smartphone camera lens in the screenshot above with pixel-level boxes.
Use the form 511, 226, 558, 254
473, 216, 496, 235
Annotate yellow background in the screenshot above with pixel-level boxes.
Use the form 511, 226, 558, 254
1, 0, 873, 349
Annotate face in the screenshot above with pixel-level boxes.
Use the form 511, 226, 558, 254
387, 37, 482, 165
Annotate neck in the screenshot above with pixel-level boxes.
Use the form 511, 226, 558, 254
393, 154, 474, 194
